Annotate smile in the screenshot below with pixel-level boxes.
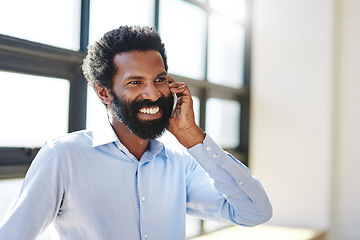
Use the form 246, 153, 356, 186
139, 106, 160, 115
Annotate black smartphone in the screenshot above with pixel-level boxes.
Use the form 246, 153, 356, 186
171, 93, 178, 118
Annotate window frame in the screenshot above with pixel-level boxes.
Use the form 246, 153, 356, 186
156, 0, 252, 165
156, 0, 252, 236
0, 0, 252, 237
0, 0, 252, 196
0, 0, 89, 179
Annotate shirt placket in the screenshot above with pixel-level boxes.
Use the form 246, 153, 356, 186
137, 161, 150, 240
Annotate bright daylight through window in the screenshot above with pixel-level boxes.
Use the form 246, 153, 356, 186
0, 0, 251, 238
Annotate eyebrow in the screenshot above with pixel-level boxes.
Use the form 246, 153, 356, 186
156, 71, 168, 78
125, 71, 167, 81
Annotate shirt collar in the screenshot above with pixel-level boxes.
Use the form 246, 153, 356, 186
149, 138, 165, 156
92, 121, 119, 147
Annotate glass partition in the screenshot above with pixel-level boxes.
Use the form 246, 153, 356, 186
89, 0, 155, 43
209, 0, 247, 21
86, 87, 109, 130
206, 98, 240, 148
0, 71, 69, 147
0, 0, 80, 50
207, 14, 245, 88
159, 0, 207, 80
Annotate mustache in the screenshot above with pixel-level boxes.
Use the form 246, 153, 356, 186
131, 96, 168, 111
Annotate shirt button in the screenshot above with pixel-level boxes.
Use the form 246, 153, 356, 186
239, 181, 244, 186
212, 153, 218, 159
141, 196, 146, 202
144, 233, 148, 239
206, 146, 211, 151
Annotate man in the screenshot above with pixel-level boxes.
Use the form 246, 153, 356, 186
0, 26, 272, 239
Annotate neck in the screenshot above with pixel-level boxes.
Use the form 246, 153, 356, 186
109, 116, 149, 161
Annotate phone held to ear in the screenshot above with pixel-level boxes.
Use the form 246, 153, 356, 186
171, 93, 178, 118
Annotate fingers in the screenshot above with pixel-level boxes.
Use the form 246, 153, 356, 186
166, 76, 176, 84
166, 76, 192, 106
170, 85, 187, 96
167, 77, 187, 94
167, 76, 184, 88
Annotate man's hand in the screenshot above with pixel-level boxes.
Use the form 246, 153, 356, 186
166, 76, 205, 148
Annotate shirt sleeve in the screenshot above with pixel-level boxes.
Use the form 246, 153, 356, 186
0, 140, 65, 240
186, 134, 272, 226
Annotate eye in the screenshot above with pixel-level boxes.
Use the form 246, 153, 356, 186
155, 77, 166, 83
128, 80, 141, 85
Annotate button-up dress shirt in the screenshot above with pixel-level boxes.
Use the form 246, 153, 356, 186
0, 122, 272, 240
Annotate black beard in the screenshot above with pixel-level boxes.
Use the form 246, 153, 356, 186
110, 91, 174, 140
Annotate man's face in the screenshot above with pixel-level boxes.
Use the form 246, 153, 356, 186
109, 50, 173, 139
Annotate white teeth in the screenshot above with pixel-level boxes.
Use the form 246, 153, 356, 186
139, 106, 159, 115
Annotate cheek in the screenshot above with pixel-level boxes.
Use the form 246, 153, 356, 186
115, 90, 139, 104
160, 86, 171, 98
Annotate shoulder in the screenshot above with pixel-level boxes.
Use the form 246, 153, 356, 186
33, 130, 95, 162
25, 130, 96, 183
46, 130, 93, 150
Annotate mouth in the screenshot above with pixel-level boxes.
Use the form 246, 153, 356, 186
138, 106, 162, 121
139, 106, 160, 115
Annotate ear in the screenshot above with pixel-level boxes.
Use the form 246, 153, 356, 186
95, 85, 112, 105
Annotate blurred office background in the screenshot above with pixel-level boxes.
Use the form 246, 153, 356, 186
0, 0, 359, 240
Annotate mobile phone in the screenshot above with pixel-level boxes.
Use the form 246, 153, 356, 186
171, 93, 178, 118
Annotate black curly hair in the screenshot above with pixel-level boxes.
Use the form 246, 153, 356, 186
82, 25, 168, 90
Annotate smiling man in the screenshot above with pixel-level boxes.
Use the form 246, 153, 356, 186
0, 26, 272, 240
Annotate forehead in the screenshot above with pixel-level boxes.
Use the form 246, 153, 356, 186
113, 50, 165, 77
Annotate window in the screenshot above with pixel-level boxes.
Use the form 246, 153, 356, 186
0, 33, 86, 179
89, 0, 155, 43
0, 72, 69, 148
0, 0, 81, 50
207, 14, 246, 87
0, 0, 252, 238
157, 0, 251, 162
157, 0, 252, 236
206, 98, 241, 148
159, 0, 207, 80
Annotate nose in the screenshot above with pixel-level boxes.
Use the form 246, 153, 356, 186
142, 82, 162, 102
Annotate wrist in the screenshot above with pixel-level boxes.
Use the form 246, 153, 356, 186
175, 126, 205, 149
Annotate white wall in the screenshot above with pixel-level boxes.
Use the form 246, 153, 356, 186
250, 0, 360, 239
330, 0, 360, 239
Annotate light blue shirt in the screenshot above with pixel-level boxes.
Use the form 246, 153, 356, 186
0, 122, 272, 240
